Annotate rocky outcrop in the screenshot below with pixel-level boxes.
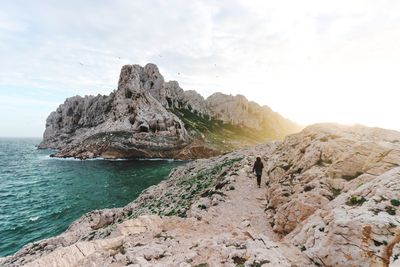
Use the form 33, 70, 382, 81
39, 64, 191, 159
260, 124, 400, 266
0, 148, 312, 267
287, 167, 400, 267
38, 63, 300, 159
206, 93, 292, 134
4, 123, 400, 266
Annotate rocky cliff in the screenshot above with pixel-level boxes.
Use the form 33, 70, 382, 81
3, 124, 400, 266
38, 63, 300, 159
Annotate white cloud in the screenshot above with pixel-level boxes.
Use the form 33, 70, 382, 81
1, 0, 400, 136
0, 10, 26, 32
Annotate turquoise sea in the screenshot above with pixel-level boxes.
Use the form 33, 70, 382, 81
0, 138, 184, 257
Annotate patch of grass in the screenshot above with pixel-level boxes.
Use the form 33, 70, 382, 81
170, 107, 278, 151
232, 256, 246, 265
391, 199, 400, 206
127, 157, 242, 219
331, 188, 342, 198
385, 206, 396, 215
346, 195, 367, 206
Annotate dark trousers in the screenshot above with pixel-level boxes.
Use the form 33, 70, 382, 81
256, 174, 261, 186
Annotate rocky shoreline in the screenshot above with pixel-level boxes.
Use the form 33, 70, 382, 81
38, 63, 300, 160
2, 123, 400, 266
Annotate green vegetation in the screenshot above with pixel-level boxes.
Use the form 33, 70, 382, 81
385, 206, 396, 215
171, 107, 276, 152
126, 157, 242, 219
391, 199, 400, 206
346, 195, 367, 206
232, 256, 246, 265
331, 188, 342, 198
369, 208, 382, 215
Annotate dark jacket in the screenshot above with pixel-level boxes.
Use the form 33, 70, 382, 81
253, 161, 264, 175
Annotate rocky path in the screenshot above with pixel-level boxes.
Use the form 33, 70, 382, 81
4, 124, 400, 267
164, 159, 313, 266
12, 157, 312, 267
204, 166, 275, 239
207, 161, 311, 266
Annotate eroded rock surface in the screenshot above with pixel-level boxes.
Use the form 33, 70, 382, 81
38, 63, 300, 159
3, 124, 400, 266
0, 147, 311, 267
260, 124, 400, 266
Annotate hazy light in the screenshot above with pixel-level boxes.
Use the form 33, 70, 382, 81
1, 0, 400, 136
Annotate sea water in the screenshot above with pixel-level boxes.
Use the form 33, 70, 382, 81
0, 138, 185, 257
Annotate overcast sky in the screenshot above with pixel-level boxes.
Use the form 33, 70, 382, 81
1, 0, 400, 137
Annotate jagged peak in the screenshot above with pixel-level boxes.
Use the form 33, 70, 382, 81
39, 62, 300, 159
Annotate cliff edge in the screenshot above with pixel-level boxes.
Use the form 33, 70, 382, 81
3, 123, 400, 266
38, 63, 300, 159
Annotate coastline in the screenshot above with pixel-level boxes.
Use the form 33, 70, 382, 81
0, 142, 184, 259
2, 124, 400, 266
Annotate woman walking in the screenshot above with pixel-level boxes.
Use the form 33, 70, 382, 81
252, 157, 264, 188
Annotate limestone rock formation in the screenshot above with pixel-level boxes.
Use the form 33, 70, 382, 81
4, 123, 400, 266
0, 149, 312, 267
206, 92, 294, 135
260, 124, 400, 266
38, 63, 300, 159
